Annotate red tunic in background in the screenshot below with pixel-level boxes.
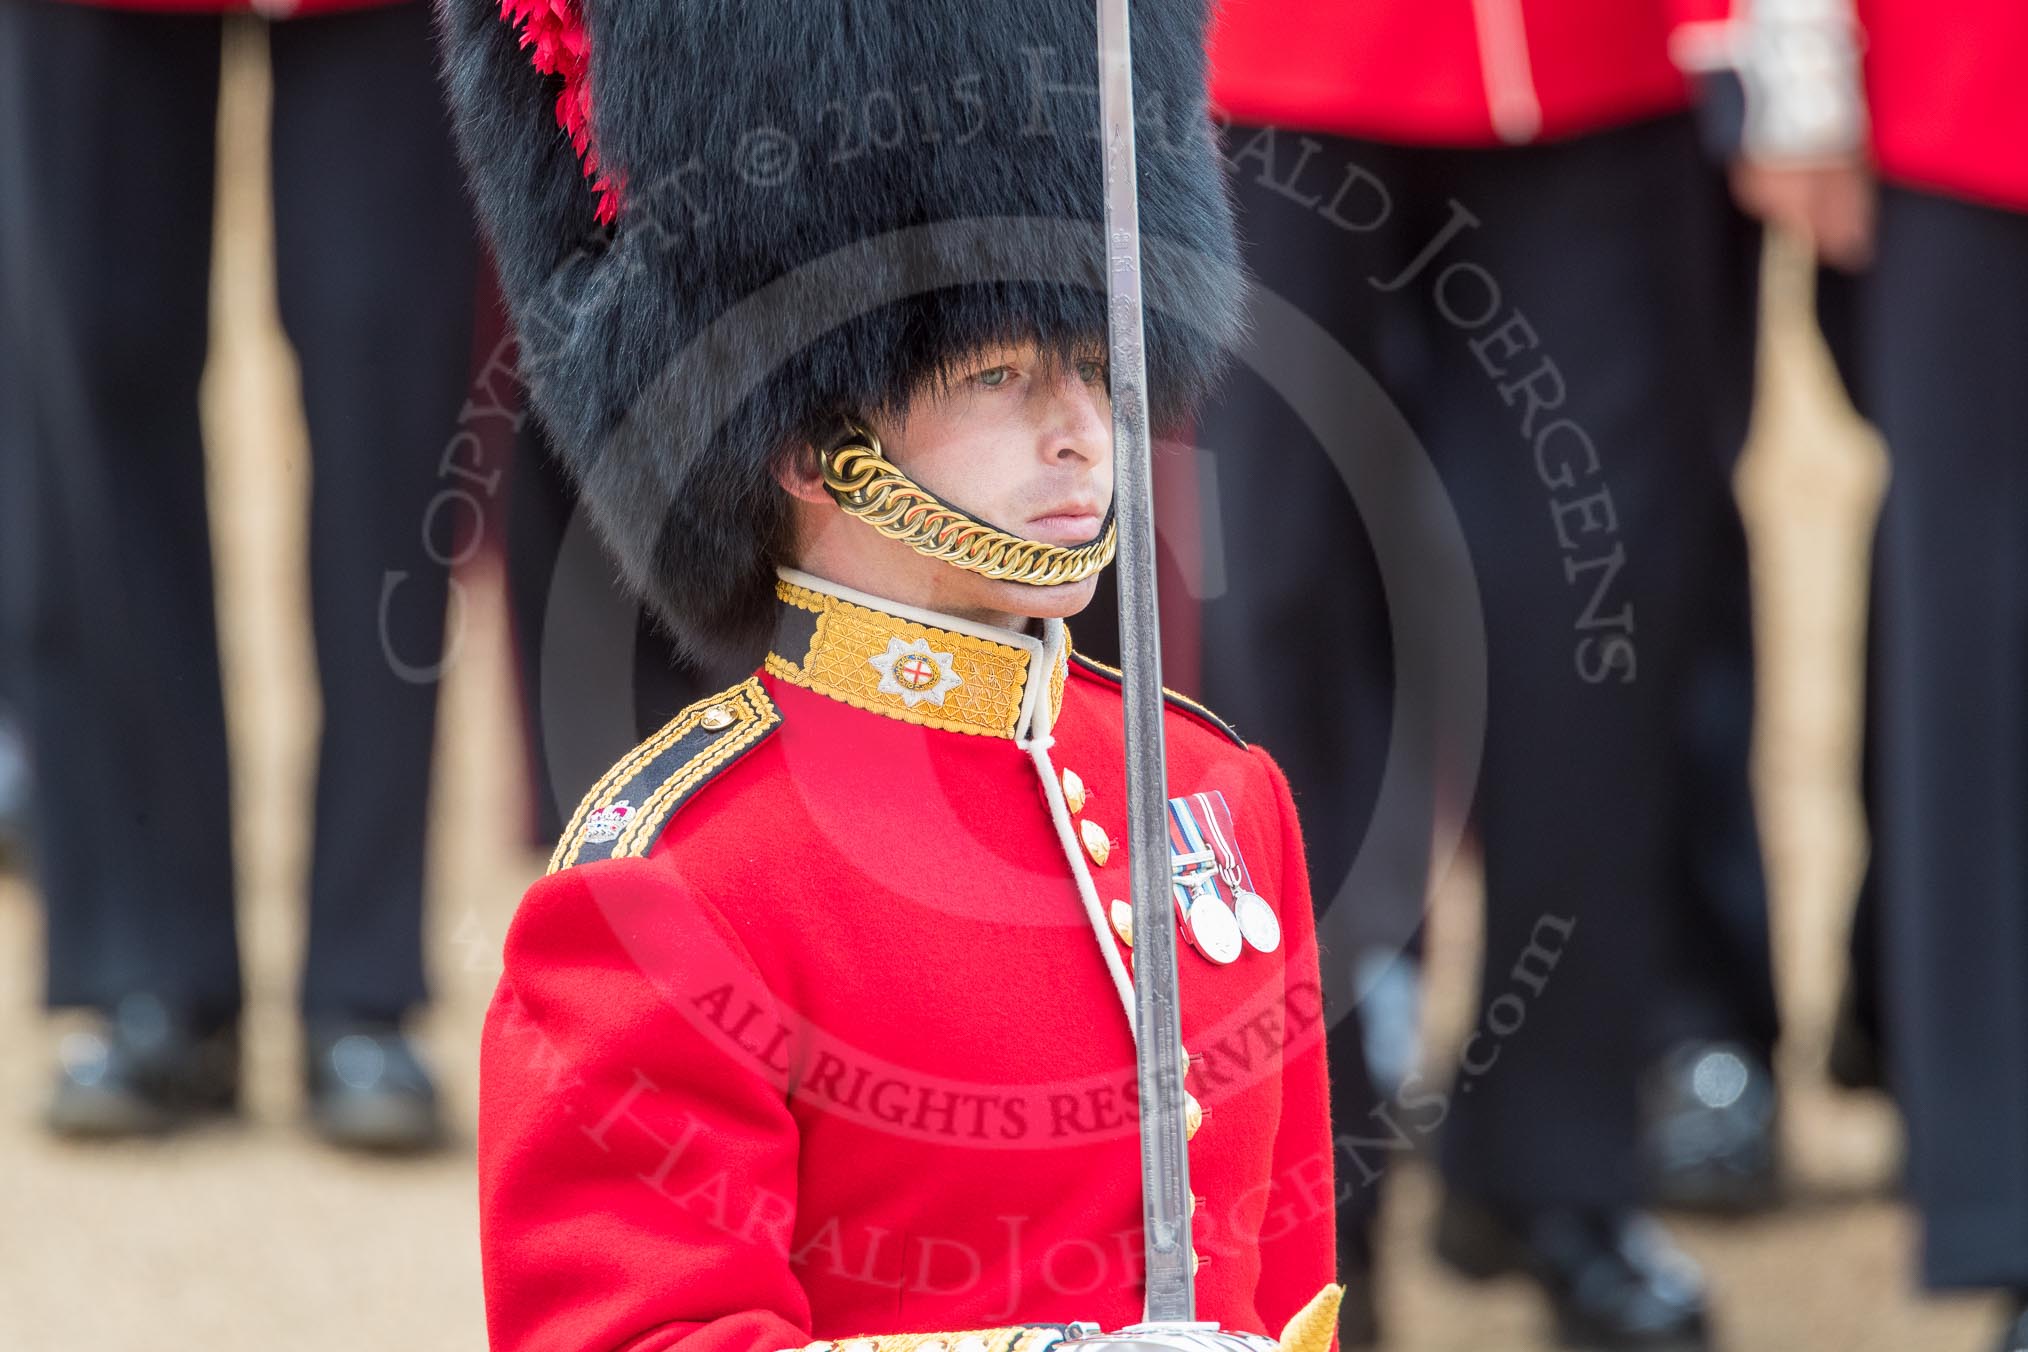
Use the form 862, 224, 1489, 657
477, 583, 1337, 1352
1210, 0, 2028, 211
1850, 0, 2028, 213
1208, 0, 1695, 147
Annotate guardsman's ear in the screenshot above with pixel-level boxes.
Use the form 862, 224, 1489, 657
775, 442, 832, 506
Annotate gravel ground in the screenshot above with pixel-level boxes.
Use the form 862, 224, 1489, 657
0, 30, 2007, 1352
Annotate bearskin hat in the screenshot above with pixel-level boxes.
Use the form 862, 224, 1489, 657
438, 0, 1243, 663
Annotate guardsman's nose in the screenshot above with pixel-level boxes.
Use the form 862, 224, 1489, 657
1044, 369, 1110, 466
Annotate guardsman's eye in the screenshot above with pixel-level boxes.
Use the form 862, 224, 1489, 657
1076, 358, 1106, 384
976, 365, 1013, 388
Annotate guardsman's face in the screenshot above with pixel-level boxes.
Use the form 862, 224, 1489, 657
788, 340, 1116, 629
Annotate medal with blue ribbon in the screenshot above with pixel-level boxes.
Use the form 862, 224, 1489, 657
1166, 794, 1245, 964
1195, 790, 1280, 954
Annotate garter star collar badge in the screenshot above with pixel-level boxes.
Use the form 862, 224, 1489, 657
868, 636, 963, 708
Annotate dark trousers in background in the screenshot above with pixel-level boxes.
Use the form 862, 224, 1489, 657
1828, 187, 2028, 1290
1186, 114, 1775, 1219
0, 0, 478, 1022
503, 415, 728, 846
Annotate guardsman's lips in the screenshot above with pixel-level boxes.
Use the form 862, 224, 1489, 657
1024, 500, 1106, 546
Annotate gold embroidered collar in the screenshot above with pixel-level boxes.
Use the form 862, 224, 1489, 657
765, 569, 1069, 739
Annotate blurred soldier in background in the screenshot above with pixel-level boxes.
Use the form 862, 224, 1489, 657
0, 0, 478, 1149
1172, 1, 1784, 1345
1736, 2, 2028, 1348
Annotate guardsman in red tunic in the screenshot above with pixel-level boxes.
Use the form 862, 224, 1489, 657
1710, 4, 2028, 1349
1199, 3, 1789, 1346
438, 3, 1342, 1351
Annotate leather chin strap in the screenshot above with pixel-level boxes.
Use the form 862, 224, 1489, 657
820, 422, 1116, 587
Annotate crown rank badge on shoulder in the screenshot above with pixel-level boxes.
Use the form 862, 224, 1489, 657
581, 799, 636, 846
1166, 790, 1280, 965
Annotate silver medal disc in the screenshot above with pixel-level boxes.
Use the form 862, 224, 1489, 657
1185, 892, 1245, 965
1234, 889, 1281, 953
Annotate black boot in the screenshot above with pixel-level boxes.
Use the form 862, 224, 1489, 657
304, 1017, 444, 1153
1435, 1191, 1711, 1350
47, 997, 240, 1137
1641, 1040, 1780, 1213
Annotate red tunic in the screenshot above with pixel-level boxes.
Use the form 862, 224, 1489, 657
1208, 0, 1696, 147
1851, 0, 2028, 213
478, 573, 1337, 1352
1211, 0, 2028, 211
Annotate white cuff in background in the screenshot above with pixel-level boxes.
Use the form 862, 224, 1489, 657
1673, 0, 1869, 164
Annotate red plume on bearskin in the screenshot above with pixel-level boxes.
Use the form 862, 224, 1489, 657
496, 0, 621, 224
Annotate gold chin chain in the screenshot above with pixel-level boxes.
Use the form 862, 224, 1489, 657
820, 423, 1117, 587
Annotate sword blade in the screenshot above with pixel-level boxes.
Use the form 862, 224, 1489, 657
1095, 0, 1195, 1325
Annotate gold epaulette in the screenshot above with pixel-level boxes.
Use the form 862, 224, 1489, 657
1067, 653, 1246, 748
783, 1327, 1075, 1352
547, 678, 782, 874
